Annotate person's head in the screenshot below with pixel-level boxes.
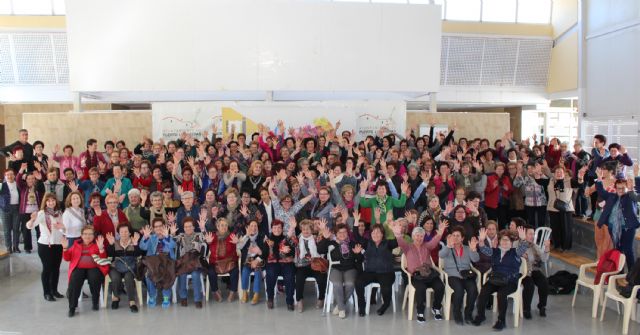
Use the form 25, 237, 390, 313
104, 140, 115, 153
371, 224, 385, 244
18, 129, 28, 143
250, 160, 263, 176
12, 146, 24, 160
25, 172, 36, 187
259, 188, 270, 203
280, 194, 293, 210
80, 225, 95, 245
608, 143, 621, 157
41, 192, 59, 211
118, 224, 133, 241
63, 144, 74, 157
181, 191, 194, 208
524, 224, 535, 243
46, 167, 58, 182
498, 229, 515, 249
299, 219, 313, 238
128, 188, 141, 206
225, 188, 239, 207
140, 160, 151, 175
89, 192, 102, 208
112, 164, 123, 179
453, 205, 466, 222
33, 140, 44, 154
411, 226, 426, 245
105, 193, 119, 212
63, 168, 76, 182
485, 220, 498, 238
204, 189, 216, 204
86, 139, 98, 153
450, 226, 465, 246
614, 179, 628, 197
162, 187, 173, 200
510, 217, 526, 232
495, 162, 505, 176
428, 196, 440, 210
465, 191, 481, 208
334, 224, 349, 242
422, 217, 434, 233
183, 217, 196, 235
271, 219, 284, 236
3, 169, 15, 183
65, 191, 84, 209
375, 183, 388, 198
454, 186, 466, 203
318, 186, 331, 203
593, 134, 607, 148
246, 220, 259, 235
182, 167, 193, 181
151, 217, 166, 237
553, 165, 565, 180
507, 162, 517, 176
439, 162, 450, 176
88, 167, 99, 182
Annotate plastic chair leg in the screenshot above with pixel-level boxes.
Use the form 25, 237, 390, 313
592, 288, 601, 318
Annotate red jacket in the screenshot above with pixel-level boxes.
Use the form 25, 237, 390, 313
63, 240, 109, 280
208, 234, 239, 264
484, 173, 513, 209
93, 210, 129, 249
132, 175, 152, 190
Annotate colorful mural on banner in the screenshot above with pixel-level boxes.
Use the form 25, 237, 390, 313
152, 101, 406, 142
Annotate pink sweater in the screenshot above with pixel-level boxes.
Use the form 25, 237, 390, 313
397, 234, 442, 274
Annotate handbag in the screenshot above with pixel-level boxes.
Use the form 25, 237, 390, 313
451, 248, 476, 280
413, 264, 439, 282
488, 272, 508, 286
310, 257, 329, 273
215, 257, 237, 274
553, 189, 570, 212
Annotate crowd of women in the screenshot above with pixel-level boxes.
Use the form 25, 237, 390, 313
0, 123, 638, 331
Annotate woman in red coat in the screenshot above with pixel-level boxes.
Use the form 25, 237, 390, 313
205, 218, 240, 302
484, 163, 513, 229
62, 225, 109, 317
93, 193, 129, 248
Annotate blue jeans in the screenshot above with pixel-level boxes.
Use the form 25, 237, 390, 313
265, 263, 295, 305
241, 265, 262, 293
207, 266, 239, 292
178, 270, 203, 302
146, 276, 172, 301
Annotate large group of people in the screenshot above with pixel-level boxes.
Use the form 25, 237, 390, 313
0, 122, 639, 331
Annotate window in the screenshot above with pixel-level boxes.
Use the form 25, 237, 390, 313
517, 0, 551, 24
445, 0, 480, 21
482, 0, 516, 23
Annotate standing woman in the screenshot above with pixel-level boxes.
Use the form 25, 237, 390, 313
62, 225, 109, 317
62, 191, 86, 247
484, 162, 513, 229
547, 166, 585, 251
263, 219, 297, 310
16, 169, 42, 254
237, 220, 266, 304
26, 193, 66, 301
293, 219, 327, 312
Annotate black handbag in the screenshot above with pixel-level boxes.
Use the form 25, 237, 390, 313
451, 248, 476, 280
413, 264, 439, 282
488, 272, 508, 286
553, 188, 570, 212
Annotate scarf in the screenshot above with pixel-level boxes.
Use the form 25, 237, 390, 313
44, 208, 61, 233
150, 206, 167, 223
338, 237, 350, 256
298, 234, 318, 259
85, 150, 98, 168
67, 207, 87, 225
217, 231, 230, 257
376, 195, 388, 214
609, 199, 624, 246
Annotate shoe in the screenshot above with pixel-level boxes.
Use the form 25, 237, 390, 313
523, 310, 532, 320
241, 291, 248, 303
130, 305, 138, 313
14, 247, 21, 253
214, 291, 222, 302
180, 299, 188, 307
25, 250, 31, 254
227, 291, 236, 302
316, 299, 323, 309
492, 320, 505, 331
297, 300, 304, 313
539, 308, 546, 317
455, 318, 464, 326
111, 300, 120, 310
464, 314, 473, 324
267, 300, 274, 309
376, 305, 388, 316
68, 308, 75, 318
472, 316, 486, 326
332, 305, 340, 315
359, 310, 366, 317
432, 307, 443, 321
52, 291, 64, 299
287, 304, 294, 311
416, 313, 426, 324
148, 297, 156, 308
162, 297, 170, 309
251, 292, 259, 305
338, 310, 346, 319
92, 303, 99, 311
82, 292, 89, 299
44, 294, 56, 302
195, 301, 203, 309
486, 301, 493, 310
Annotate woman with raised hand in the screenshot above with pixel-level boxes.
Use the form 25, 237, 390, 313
263, 219, 297, 310
205, 217, 240, 304
26, 193, 65, 302
105, 224, 144, 312
62, 191, 86, 247
293, 218, 328, 313
139, 218, 177, 309
237, 219, 266, 304
62, 225, 109, 317
172, 216, 209, 308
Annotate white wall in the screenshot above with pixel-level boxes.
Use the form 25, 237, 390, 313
65, 0, 442, 94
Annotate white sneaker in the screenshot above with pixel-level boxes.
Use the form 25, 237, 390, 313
332, 305, 340, 315
339, 310, 346, 319
417, 313, 426, 324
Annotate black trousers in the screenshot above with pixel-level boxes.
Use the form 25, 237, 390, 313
355, 271, 395, 311
522, 270, 549, 311
295, 265, 327, 301
485, 204, 511, 229
525, 206, 548, 228
549, 211, 573, 250
412, 275, 445, 314
109, 269, 137, 303
20, 214, 34, 251
68, 267, 104, 309
37, 243, 62, 295
475, 281, 517, 322
448, 276, 478, 319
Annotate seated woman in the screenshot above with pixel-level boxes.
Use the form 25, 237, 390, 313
392, 220, 447, 323
521, 224, 550, 319
237, 219, 266, 305
105, 224, 144, 313
205, 217, 239, 303
472, 220, 499, 275
172, 216, 208, 308
318, 223, 363, 319
353, 223, 398, 317
472, 226, 530, 331
62, 225, 109, 317
293, 218, 328, 313
139, 218, 177, 309
439, 226, 480, 325
263, 219, 297, 310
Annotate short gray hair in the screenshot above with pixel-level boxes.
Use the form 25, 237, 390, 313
150, 191, 163, 201
128, 188, 141, 197
412, 227, 426, 236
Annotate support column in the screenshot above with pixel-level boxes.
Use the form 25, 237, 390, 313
72, 92, 82, 113
429, 92, 437, 113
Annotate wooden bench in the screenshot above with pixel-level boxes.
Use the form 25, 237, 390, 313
550, 250, 597, 274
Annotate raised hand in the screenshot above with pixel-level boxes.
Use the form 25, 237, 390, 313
132, 232, 140, 245
160, 225, 170, 237
353, 243, 363, 254
169, 222, 178, 236
478, 227, 487, 242
634, 162, 639, 177
390, 221, 403, 236
204, 232, 214, 243
140, 189, 149, 205
167, 211, 176, 224
96, 235, 105, 249
240, 204, 249, 218
229, 233, 239, 244
353, 211, 361, 226
105, 232, 116, 245
517, 226, 526, 240
469, 236, 478, 251
281, 245, 291, 254
401, 181, 410, 194
437, 219, 449, 236
198, 215, 207, 232
142, 225, 152, 239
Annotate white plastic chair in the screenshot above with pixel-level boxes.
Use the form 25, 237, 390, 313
600, 273, 640, 334
323, 245, 357, 315
103, 274, 144, 307
173, 271, 207, 303
572, 253, 626, 318
400, 254, 440, 320
364, 281, 397, 315
439, 256, 482, 321
488, 258, 527, 328
534, 227, 552, 275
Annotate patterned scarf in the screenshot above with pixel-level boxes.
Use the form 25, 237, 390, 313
376, 195, 388, 214
338, 236, 350, 255
44, 208, 61, 233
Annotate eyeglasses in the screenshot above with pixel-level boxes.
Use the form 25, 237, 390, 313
106, 201, 118, 205
163, 190, 172, 193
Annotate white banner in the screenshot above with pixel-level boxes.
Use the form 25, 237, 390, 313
152, 101, 406, 142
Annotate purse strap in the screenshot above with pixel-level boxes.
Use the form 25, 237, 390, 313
451, 247, 461, 273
